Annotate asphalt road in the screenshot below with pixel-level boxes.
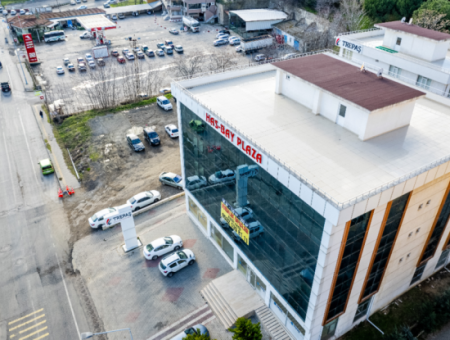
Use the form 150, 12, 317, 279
0, 20, 93, 340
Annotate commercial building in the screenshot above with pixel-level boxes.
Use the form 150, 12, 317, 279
336, 20, 450, 98
172, 52, 450, 340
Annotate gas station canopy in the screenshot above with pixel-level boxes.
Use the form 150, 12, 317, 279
76, 14, 116, 32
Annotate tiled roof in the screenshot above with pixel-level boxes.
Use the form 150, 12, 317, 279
272, 54, 425, 111
375, 21, 450, 41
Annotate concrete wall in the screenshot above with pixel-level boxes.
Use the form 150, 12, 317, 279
383, 30, 450, 62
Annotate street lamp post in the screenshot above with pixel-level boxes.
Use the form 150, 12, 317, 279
81, 328, 134, 340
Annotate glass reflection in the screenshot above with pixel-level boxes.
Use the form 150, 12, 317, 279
181, 103, 325, 320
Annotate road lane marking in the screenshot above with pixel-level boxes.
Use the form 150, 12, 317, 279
54, 251, 81, 340
1, 130, 17, 205
19, 320, 47, 334
9, 309, 44, 325
19, 114, 40, 187
9, 314, 45, 331
32, 334, 49, 340
18, 326, 47, 340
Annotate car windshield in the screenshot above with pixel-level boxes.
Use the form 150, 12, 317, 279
173, 175, 182, 183
131, 138, 141, 145
161, 100, 170, 105
164, 237, 173, 244
178, 251, 187, 259
129, 197, 136, 204
160, 261, 166, 270
91, 214, 98, 222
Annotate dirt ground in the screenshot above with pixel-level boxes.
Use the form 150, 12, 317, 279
63, 97, 182, 248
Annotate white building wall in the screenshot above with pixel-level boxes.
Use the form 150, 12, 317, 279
383, 30, 449, 62
362, 100, 416, 140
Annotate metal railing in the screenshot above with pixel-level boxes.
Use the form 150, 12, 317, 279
172, 51, 450, 211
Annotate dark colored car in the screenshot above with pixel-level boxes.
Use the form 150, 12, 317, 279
1, 81, 11, 94
127, 134, 145, 152
143, 127, 160, 146
111, 50, 119, 57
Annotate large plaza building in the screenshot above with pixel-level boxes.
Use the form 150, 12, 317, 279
171, 52, 450, 340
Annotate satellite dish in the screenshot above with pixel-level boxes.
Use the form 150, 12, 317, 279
401, 17, 406, 23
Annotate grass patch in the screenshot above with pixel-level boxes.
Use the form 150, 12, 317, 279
44, 139, 52, 152
89, 151, 100, 162
110, 0, 146, 7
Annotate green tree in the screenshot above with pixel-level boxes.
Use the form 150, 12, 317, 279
364, 0, 400, 22
396, 0, 423, 19
229, 318, 262, 340
182, 329, 215, 340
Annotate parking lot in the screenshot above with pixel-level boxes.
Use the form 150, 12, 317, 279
32, 13, 250, 108
72, 199, 234, 340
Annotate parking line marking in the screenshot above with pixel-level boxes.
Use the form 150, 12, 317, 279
19, 320, 47, 334
9, 314, 46, 331
18, 326, 47, 340
32, 333, 49, 340
9, 309, 44, 325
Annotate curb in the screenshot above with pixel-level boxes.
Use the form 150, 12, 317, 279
132, 191, 185, 217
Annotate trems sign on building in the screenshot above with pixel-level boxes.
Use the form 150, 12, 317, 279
335, 37, 362, 53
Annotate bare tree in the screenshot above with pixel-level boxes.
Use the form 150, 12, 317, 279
340, 0, 366, 32
207, 51, 240, 72
173, 54, 204, 79
414, 9, 450, 33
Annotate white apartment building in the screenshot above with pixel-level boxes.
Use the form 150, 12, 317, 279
171, 52, 450, 340
336, 21, 450, 98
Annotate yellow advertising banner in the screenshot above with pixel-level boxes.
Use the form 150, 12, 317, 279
221, 199, 250, 245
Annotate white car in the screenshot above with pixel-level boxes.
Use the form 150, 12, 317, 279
165, 124, 179, 138
216, 32, 229, 39
88, 207, 117, 229
85, 53, 94, 62
126, 52, 135, 60
254, 54, 266, 61
127, 190, 161, 212
209, 169, 235, 184
80, 31, 91, 39
220, 207, 253, 225
88, 60, 96, 68
56, 66, 65, 74
78, 5, 87, 9
159, 250, 196, 277
159, 172, 183, 189
185, 175, 207, 190
157, 96, 172, 111
143, 235, 183, 260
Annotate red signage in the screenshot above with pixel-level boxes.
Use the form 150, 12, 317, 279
22, 34, 38, 63
205, 113, 262, 164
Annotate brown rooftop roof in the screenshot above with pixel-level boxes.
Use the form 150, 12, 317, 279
375, 21, 450, 41
272, 54, 425, 111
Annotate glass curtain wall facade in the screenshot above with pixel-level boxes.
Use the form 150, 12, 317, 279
325, 211, 372, 322
181, 103, 326, 320
418, 185, 450, 264
361, 193, 410, 301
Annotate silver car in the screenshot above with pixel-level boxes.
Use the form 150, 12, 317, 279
159, 172, 183, 189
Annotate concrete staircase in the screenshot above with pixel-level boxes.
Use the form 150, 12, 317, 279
255, 305, 293, 340
201, 281, 238, 329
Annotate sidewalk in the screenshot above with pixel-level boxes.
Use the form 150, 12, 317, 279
32, 104, 80, 190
